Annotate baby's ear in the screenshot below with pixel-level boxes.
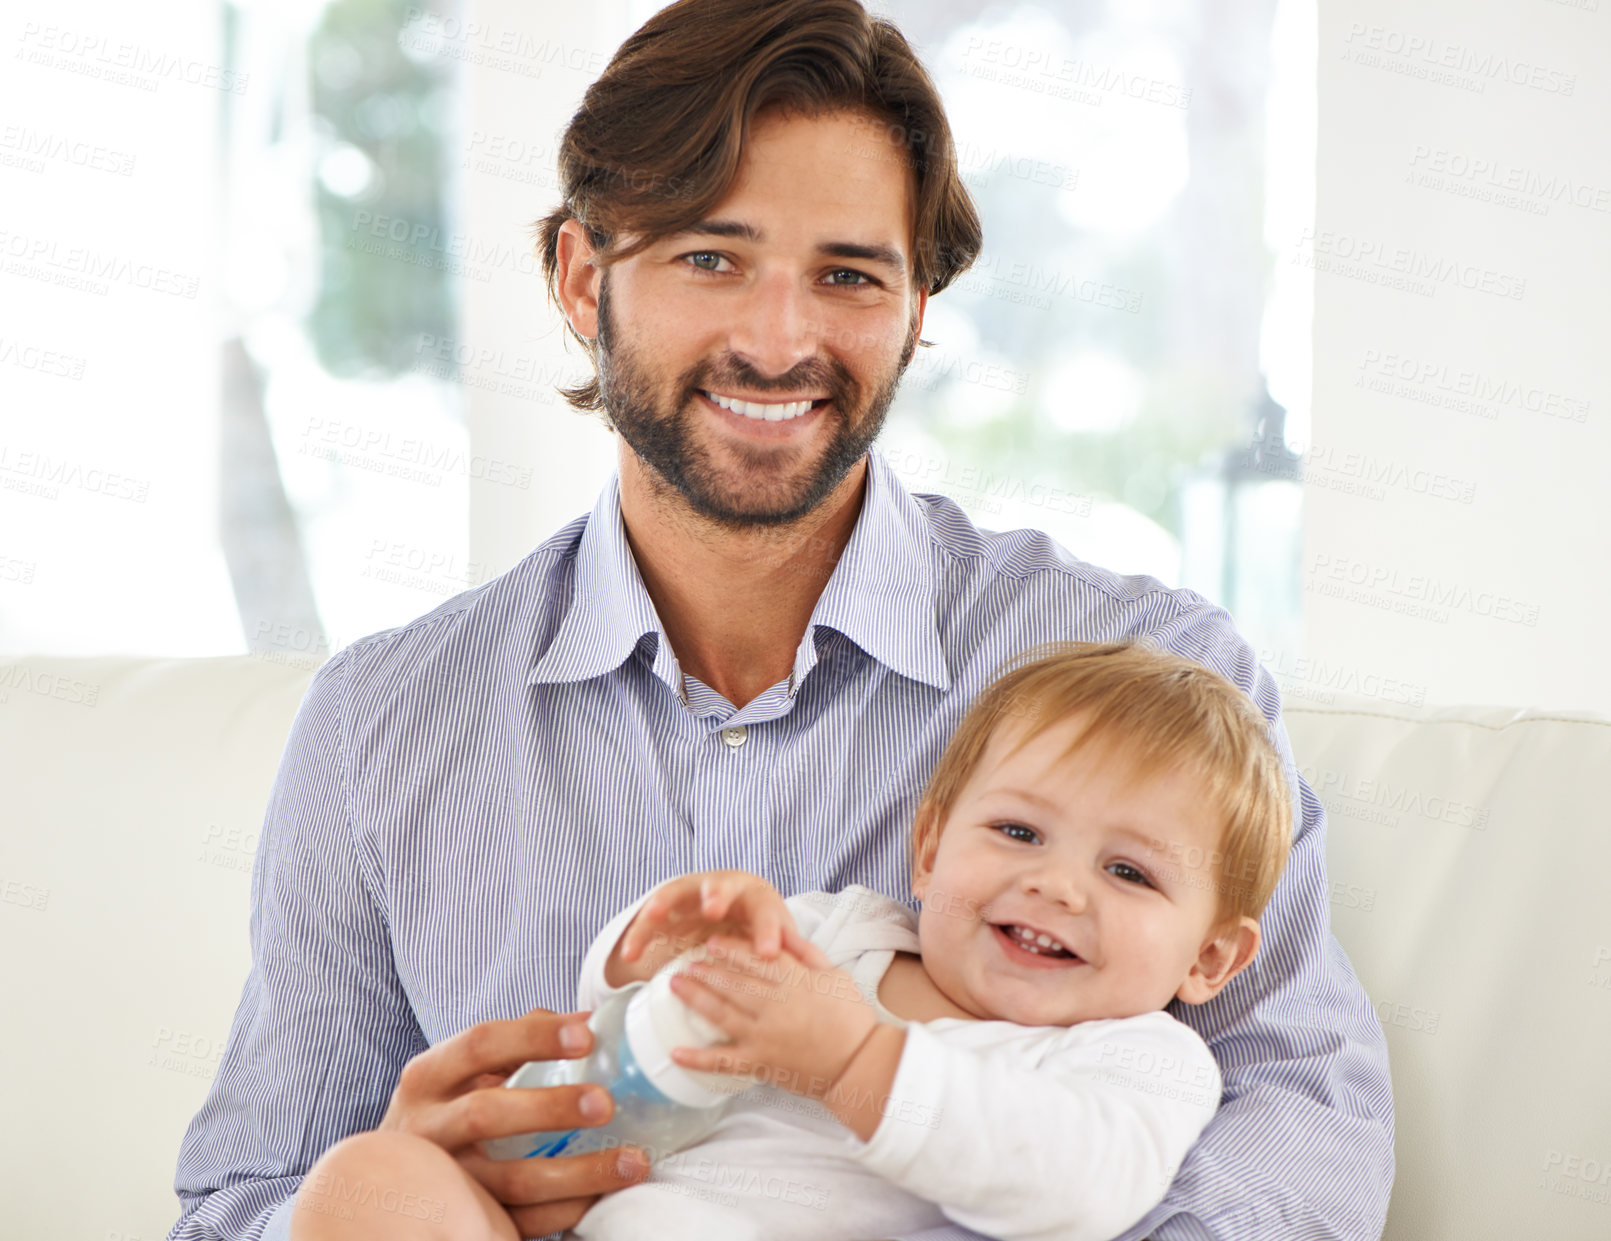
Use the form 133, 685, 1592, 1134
1176, 917, 1260, 1005
909, 802, 940, 900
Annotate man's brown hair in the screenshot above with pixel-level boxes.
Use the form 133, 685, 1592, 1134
534, 0, 983, 412
912, 642, 1293, 926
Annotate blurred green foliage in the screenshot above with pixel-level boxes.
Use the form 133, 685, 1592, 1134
307, 0, 455, 378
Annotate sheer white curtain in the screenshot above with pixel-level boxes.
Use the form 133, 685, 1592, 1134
0, 0, 237, 655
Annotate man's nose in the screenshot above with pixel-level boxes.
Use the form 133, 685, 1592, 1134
726, 272, 821, 380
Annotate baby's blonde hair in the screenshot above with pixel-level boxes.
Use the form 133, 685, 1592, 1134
912, 642, 1292, 926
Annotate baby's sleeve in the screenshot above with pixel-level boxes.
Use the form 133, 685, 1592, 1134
783, 889, 841, 949
848, 1012, 1221, 1241
575, 889, 658, 1009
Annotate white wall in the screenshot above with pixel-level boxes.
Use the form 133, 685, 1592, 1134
1307, 1, 1610, 713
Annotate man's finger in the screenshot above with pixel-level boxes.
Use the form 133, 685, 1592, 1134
430, 1081, 615, 1153
466, 1141, 650, 1205
398, 1011, 592, 1103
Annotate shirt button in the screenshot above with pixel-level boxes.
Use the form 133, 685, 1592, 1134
721, 725, 748, 749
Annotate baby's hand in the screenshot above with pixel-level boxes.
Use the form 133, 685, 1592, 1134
604, 871, 811, 988
665, 933, 879, 1101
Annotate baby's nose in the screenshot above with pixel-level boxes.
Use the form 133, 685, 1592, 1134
1024, 869, 1089, 912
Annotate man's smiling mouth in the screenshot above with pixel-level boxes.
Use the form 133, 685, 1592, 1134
700, 389, 830, 422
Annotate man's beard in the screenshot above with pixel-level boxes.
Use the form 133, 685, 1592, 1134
594, 275, 916, 529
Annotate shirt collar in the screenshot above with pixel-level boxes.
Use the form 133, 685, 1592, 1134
527, 448, 950, 695
527, 475, 680, 692
804, 448, 950, 693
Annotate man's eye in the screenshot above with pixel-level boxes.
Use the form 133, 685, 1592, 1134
685, 252, 729, 273
825, 268, 871, 286
1108, 862, 1153, 888
992, 822, 1039, 844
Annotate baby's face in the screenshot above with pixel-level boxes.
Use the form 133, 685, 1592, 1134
912, 715, 1247, 1028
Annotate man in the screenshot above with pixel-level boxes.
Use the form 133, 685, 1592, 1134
170, 1, 1393, 1238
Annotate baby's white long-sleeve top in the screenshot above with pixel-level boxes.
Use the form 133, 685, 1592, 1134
568, 885, 1221, 1241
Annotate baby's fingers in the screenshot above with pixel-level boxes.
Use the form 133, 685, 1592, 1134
669, 1044, 756, 1078
748, 903, 784, 958
701, 873, 755, 922
624, 877, 703, 959
780, 925, 829, 969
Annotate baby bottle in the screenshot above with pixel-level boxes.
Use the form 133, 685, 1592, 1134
481, 953, 753, 1162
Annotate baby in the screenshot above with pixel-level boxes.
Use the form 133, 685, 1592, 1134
562, 640, 1292, 1241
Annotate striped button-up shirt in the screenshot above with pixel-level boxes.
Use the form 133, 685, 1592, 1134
170, 449, 1393, 1241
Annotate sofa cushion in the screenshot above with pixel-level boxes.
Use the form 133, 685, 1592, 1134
0, 655, 317, 1241
1284, 698, 1611, 1239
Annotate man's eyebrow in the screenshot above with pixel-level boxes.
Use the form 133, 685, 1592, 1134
673, 218, 762, 243
667, 219, 907, 274
820, 240, 906, 274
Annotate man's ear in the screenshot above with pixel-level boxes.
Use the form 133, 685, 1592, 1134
909, 801, 940, 901
904, 287, 928, 366
555, 218, 603, 339
1176, 917, 1260, 1005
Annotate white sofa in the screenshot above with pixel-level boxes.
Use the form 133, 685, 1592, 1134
3, 654, 1610, 1240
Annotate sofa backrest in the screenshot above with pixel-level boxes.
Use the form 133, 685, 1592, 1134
3, 656, 1609, 1239
1282, 698, 1611, 1238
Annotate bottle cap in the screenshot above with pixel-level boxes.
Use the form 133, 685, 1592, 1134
623, 947, 755, 1108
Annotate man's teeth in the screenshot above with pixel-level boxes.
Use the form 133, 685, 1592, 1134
704, 391, 815, 421
1007, 925, 1073, 957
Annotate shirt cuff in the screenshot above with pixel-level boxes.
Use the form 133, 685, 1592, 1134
847, 1022, 949, 1183
260, 1195, 297, 1241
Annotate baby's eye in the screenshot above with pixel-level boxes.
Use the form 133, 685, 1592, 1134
992, 822, 1039, 844
1108, 861, 1153, 888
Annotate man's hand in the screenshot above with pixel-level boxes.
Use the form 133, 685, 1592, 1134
377, 1007, 649, 1237
663, 932, 898, 1132
605, 870, 811, 987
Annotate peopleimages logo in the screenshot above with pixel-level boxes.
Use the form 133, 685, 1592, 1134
1341, 24, 1577, 96
957, 35, 1192, 109
1306, 553, 1541, 628
299, 415, 533, 490
1299, 764, 1489, 831
16, 22, 250, 94
1296, 228, 1526, 300
1408, 146, 1611, 215
1355, 349, 1590, 424
0, 229, 200, 299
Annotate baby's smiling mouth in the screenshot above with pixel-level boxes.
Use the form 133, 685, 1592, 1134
993, 922, 1081, 962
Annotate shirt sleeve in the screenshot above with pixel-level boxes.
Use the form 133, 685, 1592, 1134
166, 651, 429, 1240
852, 1016, 1220, 1241
1110, 600, 1396, 1241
